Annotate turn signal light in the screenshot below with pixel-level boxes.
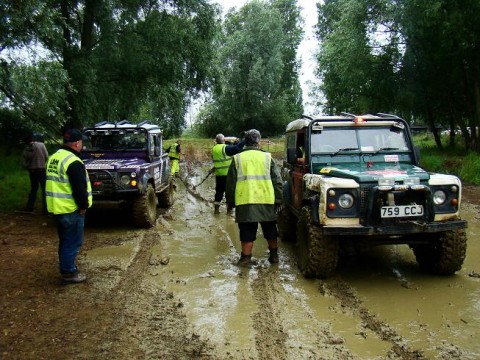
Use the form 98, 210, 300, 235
131, 180, 137, 187
451, 198, 458, 206
328, 203, 336, 210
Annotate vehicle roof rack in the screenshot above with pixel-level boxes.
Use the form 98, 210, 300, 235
339, 112, 356, 118
94, 121, 112, 127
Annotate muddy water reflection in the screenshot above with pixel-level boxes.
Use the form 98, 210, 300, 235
154, 177, 480, 359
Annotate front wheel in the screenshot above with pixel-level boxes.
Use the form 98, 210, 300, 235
133, 183, 158, 228
157, 180, 175, 208
296, 206, 339, 278
411, 229, 467, 275
277, 205, 297, 242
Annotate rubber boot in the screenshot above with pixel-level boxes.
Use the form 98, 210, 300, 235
226, 205, 233, 215
268, 248, 279, 264
237, 253, 253, 266
214, 204, 220, 214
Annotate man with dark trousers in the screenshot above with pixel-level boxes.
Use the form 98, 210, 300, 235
211, 133, 244, 214
46, 129, 92, 284
226, 129, 282, 265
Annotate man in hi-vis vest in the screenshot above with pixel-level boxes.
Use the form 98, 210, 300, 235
226, 129, 283, 265
46, 129, 92, 284
211, 133, 244, 214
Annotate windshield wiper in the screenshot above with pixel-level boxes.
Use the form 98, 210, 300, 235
372, 147, 398, 155
331, 147, 359, 156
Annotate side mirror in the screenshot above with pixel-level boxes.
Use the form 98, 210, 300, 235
287, 148, 297, 165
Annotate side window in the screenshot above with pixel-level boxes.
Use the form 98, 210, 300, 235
149, 135, 155, 155
296, 132, 305, 160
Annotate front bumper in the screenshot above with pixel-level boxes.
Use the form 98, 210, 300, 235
322, 219, 467, 236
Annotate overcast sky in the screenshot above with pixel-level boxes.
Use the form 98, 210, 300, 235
213, 0, 320, 115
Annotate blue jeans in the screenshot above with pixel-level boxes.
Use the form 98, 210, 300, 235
55, 211, 85, 274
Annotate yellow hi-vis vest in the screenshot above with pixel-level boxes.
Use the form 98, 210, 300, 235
212, 144, 232, 176
168, 144, 180, 159
46, 149, 92, 214
233, 150, 274, 206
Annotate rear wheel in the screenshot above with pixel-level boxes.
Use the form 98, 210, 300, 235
157, 180, 175, 208
411, 229, 467, 275
133, 183, 157, 228
296, 206, 339, 278
277, 205, 297, 242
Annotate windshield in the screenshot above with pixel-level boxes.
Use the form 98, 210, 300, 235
311, 127, 410, 154
83, 130, 147, 151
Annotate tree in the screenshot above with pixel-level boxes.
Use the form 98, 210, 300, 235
315, 0, 401, 114
0, 0, 219, 138
198, 0, 303, 137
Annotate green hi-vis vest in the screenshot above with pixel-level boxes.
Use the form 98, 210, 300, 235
46, 149, 92, 214
233, 150, 274, 206
212, 144, 232, 176
168, 144, 180, 159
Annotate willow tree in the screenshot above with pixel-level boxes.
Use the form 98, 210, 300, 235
198, 0, 303, 137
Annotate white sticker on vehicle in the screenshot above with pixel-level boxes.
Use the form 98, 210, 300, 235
384, 155, 399, 162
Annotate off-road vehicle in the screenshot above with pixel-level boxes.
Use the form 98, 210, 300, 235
82, 120, 174, 228
279, 113, 468, 278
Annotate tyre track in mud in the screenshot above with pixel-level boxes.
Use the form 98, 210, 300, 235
320, 279, 426, 360
83, 227, 218, 360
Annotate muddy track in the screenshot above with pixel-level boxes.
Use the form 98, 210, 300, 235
92, 229, 217, 360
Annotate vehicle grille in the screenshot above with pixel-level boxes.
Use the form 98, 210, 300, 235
88, 171, 117, 195
360, 184, 429, 225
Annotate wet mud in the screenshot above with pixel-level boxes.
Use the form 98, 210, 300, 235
1, 162, 479, 359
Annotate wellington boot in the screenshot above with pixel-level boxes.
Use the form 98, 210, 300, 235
214, 204, 220, 214
268, 248, 279, 264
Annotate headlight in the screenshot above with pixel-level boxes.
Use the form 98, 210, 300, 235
338, 193, 354, 209
120, 174, 131, 186
433, 190, 447, 205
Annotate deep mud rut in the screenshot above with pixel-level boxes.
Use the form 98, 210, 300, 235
1, 162, 480, 360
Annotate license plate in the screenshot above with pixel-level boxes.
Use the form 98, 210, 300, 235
381, 205, 424, 218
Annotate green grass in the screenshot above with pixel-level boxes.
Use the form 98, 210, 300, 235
0, 154, 32, 212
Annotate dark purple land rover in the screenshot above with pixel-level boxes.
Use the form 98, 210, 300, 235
82, 120, 174, 228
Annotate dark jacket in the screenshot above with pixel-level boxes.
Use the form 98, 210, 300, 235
225, 146, 282, 223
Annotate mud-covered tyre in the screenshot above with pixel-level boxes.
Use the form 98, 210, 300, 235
133, 183, 157, 228
411, 229, 467, 275
296, 206, 339, 278
277, 205, 297, 242
157, 180, 174, 208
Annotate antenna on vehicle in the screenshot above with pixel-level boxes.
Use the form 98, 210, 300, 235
377, 113, 401, 119
302, 114, 314, 120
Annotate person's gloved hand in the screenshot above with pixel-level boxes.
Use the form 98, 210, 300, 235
274, 203, 284, 215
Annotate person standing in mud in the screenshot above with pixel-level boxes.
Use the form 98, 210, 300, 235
46, 129, 92, 284
211, 133, 245, 214
167, 139, 183, 178
226, 129, 283, 265
22, 133, 49, 214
